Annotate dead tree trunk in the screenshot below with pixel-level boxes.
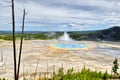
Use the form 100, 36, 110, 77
11, 0, 17, 80
17, 9, 26, 80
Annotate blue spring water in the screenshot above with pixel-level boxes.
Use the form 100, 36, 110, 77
53, 43, 89, 49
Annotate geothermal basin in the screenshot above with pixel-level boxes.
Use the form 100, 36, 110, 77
0, 40, 120, 79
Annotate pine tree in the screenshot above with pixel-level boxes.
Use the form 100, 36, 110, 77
58, 68, 64, 80
102, 70, 109, 79
112, 58, 119, 75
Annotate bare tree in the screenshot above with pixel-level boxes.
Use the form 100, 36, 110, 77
17, 9, 26, 80
11, 0, 26, 79
11, 0, 17, 80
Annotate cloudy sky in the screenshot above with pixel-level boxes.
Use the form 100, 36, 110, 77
0, 0, 120, 31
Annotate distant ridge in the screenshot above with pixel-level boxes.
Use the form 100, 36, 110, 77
0, 30, 95, 34
85, 26, 120, 41
0, 26, 120, 41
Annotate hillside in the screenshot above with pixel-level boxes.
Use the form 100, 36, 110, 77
87, 26, 120, 41
70, 26, 120, 41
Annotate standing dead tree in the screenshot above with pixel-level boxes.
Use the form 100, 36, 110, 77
17, 9, 26, 80
11, 0, 26, 80
11, 0, 17, 79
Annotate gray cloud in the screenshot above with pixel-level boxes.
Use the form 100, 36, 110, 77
15, 0, 120, 15
1, 0, 120, 31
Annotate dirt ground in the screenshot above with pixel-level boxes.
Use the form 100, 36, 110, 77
0, 40, 120, 79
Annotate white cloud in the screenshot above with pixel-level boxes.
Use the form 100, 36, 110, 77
0, 0, 120, 31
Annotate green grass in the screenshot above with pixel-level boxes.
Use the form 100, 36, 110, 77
36, 67, 120, 80
0, 33, 49, 40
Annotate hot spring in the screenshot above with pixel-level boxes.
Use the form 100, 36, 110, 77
52, 43, 89, 50
51, 32, 90, 50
